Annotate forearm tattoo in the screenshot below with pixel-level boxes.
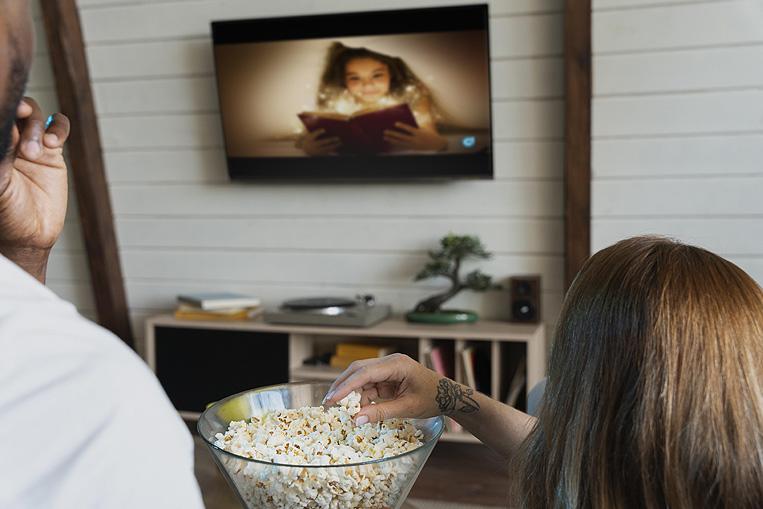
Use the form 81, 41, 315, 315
435, 378, 479, 415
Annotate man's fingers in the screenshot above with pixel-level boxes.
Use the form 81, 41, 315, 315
9, 124, 20, 153
17, 97, 46, 160
43, 113, 71, 148
16, 99, 33, 118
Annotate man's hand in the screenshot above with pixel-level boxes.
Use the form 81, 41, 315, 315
0, 97, 71, 282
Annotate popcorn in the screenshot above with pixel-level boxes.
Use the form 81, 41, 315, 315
213, 391, 424, 508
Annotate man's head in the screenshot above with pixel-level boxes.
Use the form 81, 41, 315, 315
0, 0, 34, 161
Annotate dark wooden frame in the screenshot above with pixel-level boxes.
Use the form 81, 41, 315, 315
564, 0, 592, 289
41, 0, 134, 348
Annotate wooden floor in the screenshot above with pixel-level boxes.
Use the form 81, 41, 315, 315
193, 432, 512, 508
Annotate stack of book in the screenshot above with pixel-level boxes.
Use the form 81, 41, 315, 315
174, 292, 262, 321
329, 343, 394, 369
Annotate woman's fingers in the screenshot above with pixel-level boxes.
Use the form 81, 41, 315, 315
359, 385, 382, 407
327, 354, 407, 406
324, 358, 375, 403
17, 97, 46, 160
359, 381, 399, 406
355, 395, 413, 424
43, 113, 71, 148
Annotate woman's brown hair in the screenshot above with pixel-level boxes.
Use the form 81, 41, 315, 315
519, 236, 763, 508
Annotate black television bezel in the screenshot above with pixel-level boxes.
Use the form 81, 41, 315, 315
211, 4, 493, 181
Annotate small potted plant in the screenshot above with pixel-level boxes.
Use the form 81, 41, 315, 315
406, 234, 501, 324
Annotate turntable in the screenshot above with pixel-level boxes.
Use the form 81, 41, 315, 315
263, 295, 391, 327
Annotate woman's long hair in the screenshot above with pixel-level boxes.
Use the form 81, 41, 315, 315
519, 236, 763, 508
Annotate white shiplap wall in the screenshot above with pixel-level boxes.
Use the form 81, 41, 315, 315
29, 0, 566, 351
591, 0, 763, 285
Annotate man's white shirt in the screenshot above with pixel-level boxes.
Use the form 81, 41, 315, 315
0, 255, 204, 508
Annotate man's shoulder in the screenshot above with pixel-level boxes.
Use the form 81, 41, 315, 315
0, 262, 203, 508
0, 252, 174, 429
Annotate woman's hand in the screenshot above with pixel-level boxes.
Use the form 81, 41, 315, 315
300, 128, 341, 156
323, 353, 443, 425
325, 352, 536, 460
0, 97, 71, 282
384, 122, 447, 152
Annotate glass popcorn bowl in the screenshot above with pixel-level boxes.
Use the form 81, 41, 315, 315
198, 382, 444, 509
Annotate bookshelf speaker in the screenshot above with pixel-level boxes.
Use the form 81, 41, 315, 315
509, 275, 541, 323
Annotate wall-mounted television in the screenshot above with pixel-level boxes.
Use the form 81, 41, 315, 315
212, 4, 493, 180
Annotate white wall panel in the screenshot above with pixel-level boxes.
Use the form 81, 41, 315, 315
110, 217, 563, 254
593, 218, 763, 255
593, 134, 763, 177
592, 0, 763, 295
594, 1, 763, 54
595, 45, 763, 96
594, 90, 763, 137
109, 181, 563, 217
593, 177, 763, 216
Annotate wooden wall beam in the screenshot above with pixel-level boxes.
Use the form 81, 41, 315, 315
41, 0, 134, 348
564, 0, 592, 290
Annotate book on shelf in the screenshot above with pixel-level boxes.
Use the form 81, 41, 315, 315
430, 345, 455, 379
330, 343, 394, 369
335, 343, 393, 359
421, 349, 434, 371
174, 304, 262, 321
504, 357, 527, 407
176, 292, 261, 311
424, 345, 462, 433
461, 346, 477, 390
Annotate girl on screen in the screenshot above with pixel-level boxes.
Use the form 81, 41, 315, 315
299, 42, 448, 156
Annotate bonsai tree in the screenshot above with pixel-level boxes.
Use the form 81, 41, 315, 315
412, 234, 500, 313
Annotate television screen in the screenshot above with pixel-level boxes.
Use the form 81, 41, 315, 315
212, 5, 493, 180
